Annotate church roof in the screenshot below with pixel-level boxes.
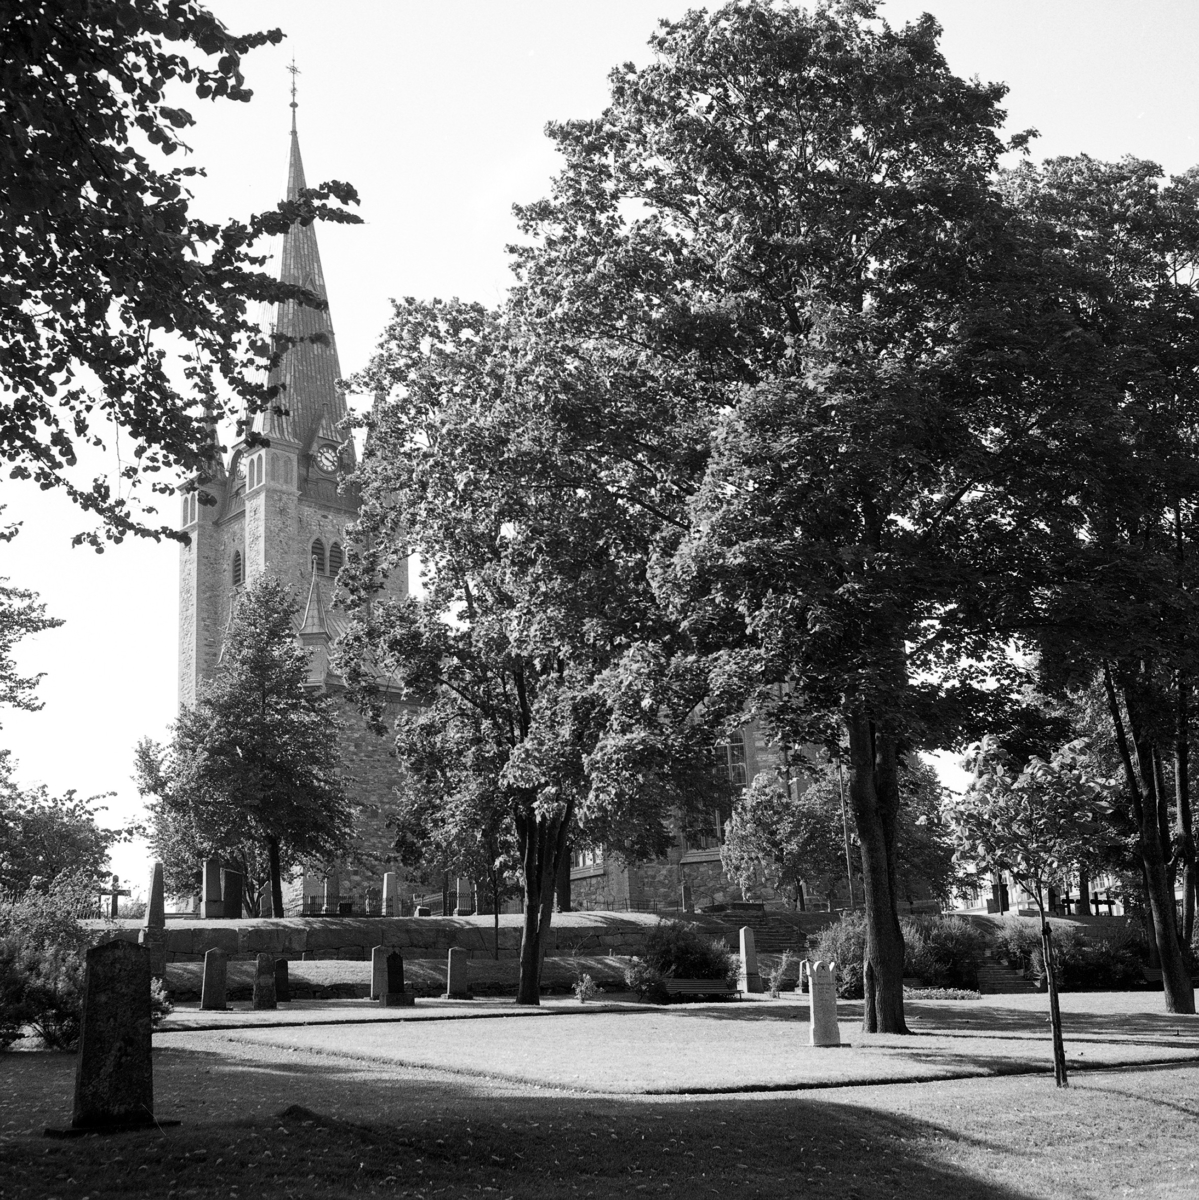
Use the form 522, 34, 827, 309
254, 118, 352, 460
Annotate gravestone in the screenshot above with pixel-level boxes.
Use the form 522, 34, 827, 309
200, 948, 228, 1011
260, 886, 276, 919
370, 946, 388, 1000
252, 953, 277, 1010
139, 861, 167, 979
679, 880, 694, 913
805, 959, 841, 1047
454, 877, 474, 916
99, 873, 130, 919
71, 941, 156, 1130
274, 958, 290, 1003
380, 951, 415, 1007
738, 926, 763, 994
201, 857, 223, 919
221, 868, 243, 920
444, 946, 470, 999
382, 872, 399, 917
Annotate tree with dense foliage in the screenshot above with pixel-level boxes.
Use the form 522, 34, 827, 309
341, 298, 728, 1005
137, 575, 350, 914
506, 0, 1064, 1034
947, 738, 1118, 1086
1003, 155, 1199, 1013
0, 0, 361, 546
722, 758, 958, 911
0, 752, 124, 894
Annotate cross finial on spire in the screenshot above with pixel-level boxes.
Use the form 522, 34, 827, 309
287, 58, 300, 131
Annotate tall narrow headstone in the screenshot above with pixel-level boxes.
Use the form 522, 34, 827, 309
380, 951, 414, 1007
738, 926, 764, 994
221, 868, 243, 920
274, 958, 290, 1003
200, 948, 228, 1011
260, 885, 276, 919
71, 941, 155, 1130
454, 877, 474, 916
138, 861, 168, 979
805, 959, 841, 1047
252, 953, 277, 1010
382, 872, 399, 917
321, 870, 339, 916
202, 857, 223, 919
370, 946, 388, 1000
444, 946, 470, 999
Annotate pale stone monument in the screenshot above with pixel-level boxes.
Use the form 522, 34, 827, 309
444, 946, 470, 999
380, 951, 415, 1007
454, 877, 473, 916
260, 885, 276, 918
382, 872, 400, 917
71, 941, 156, 1130
804, 959, 840, 1047
201, 857, 223, 919
200, 948, 228, 1011
252, 953, 277, 1010
738, 926, 763, 994
370, 945, 388, 1000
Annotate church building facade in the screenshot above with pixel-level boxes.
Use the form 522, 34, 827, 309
177, 114, 406, 915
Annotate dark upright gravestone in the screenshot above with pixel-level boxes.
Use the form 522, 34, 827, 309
370, 945, 387, 1001
380, 950, 415, 1007
274, 957, 290, 1003
70, 941, 155, 1131
138, 860, 167, 979
222, 869, 243, 920
200, 948, 228, 1011
252, 953, 277, 1010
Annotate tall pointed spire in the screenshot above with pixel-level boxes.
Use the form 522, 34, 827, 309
256, 70, 349, 457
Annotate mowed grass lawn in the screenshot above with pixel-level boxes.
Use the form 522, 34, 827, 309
3, 992, 1199, 1198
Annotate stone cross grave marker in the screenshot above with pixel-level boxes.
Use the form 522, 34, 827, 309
382, 872, 399, 916
97, 874, 131, 920
738, 926, 763, 993
202, 857, 223, 919
380, 951, 415, 1007
445, 946, 470, 999
274, 958, 290, 1003
200, 948, 228, 1011
252, 953, 277, 1010
68, 941, 157, 1131
804, 959, 841, 1047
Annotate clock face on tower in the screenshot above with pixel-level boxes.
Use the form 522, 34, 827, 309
315, 445, 340, 474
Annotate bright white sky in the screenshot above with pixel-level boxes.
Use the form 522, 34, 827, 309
4, 0, 1198, 894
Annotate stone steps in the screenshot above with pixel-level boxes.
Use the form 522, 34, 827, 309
976, 960, 1038, 994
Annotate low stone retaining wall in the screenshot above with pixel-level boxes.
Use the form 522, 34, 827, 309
87, 908, 834, 964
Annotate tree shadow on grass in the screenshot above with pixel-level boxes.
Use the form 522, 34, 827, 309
0, 1049, 1042, 1200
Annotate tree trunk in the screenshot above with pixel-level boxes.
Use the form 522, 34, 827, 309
1077, 866, 1090, 916
846, 712, 908, 1034
1176, 673, 1195, 944
491, 864, 500, 961
515, 801, 573, 1005
556, 843, 572, 913
267, 836, 284, 920
1122, 686, 1195, 1014
1104, 668, 1194, 1013
1034, 892, 1068, 1088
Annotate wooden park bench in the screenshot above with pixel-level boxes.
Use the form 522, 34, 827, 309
661, 978, 741, 999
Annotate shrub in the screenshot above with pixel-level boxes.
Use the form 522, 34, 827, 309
812, 911, 867, 998
813, 912, 989, 996
902, 916, 987, 990
1031, 926, 1143, 991
624, 921, 738, 1003
765, 949, 799, 996
992, 917, 1042, 971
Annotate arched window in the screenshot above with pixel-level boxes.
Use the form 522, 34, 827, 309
311, 539, 326, 574
232, 550, 244, 586
328, 541, 344, 575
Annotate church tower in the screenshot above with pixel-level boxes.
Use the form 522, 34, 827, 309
177, 102, 408, 913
